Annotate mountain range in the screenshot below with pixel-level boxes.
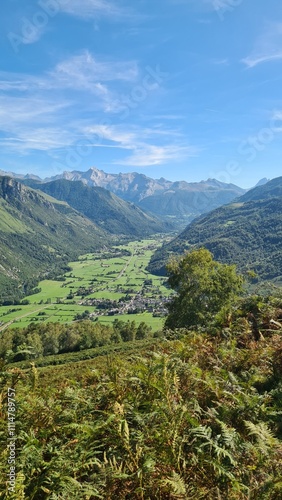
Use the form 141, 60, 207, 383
148, 176, 282, 281
21, 178, 169, 237
1, 167, 245, 228
46, 167, 245, 226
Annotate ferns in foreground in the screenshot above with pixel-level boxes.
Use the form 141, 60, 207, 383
0, 305, 282, 499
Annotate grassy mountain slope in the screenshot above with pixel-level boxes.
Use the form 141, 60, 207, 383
0, 176, 107, 302
148, 176, 282, 280
23, 178, 170, 236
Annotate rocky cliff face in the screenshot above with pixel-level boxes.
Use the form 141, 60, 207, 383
47, 167, 171, 202
0, 176, 53, 210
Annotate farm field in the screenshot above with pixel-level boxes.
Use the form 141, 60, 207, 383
0, 237, 171, 331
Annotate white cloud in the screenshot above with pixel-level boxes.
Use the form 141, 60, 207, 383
243, 52, 282, 68
53, 51, 138, 84
0, 95, 74, 153
0, 128, 75, 153
0, 93, 195, 163
85, 123, 197, 166
117, 144, 197, 167
84, 124, 136, 146
0, 51, 138, 91
242, 23, 282, 68
60, 0, 131, 20
0, 51, 139, 117
0, 51, 195, 166
0, 96, 69, 129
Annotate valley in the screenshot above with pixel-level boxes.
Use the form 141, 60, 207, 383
0, 237, 172, 332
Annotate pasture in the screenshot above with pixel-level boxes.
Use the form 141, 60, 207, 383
0, 238, 170, 332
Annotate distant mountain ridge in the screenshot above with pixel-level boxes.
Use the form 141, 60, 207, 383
255, 178, 270, 187
46, 168, 245, 227
45, 167, 171, 202
148, 176, 282, 281
3, 166, 246, 227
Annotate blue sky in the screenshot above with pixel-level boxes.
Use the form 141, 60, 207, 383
0, 0, 282, 188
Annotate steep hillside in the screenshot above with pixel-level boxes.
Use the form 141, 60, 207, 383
22, 179, 170, 236
238, 176, 282, 202
148, 176, 282, 280
0, 177, 107, 303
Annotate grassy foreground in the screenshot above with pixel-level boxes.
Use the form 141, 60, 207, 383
1, 297, 282, 499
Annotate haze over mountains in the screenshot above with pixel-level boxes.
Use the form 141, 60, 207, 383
3, 166, 246, 227
148, 176, 282, 281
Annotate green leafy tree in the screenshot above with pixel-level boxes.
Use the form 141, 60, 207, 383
165, 248, 243, 329
136, 321, 152, 339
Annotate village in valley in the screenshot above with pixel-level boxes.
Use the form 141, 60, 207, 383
0, 239, 172, 331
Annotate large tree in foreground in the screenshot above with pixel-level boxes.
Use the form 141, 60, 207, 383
165, 248, 243, 329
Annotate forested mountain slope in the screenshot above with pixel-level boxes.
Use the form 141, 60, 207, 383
23, 178, 170, 236
148, 176, 282, 280
0, 176, 107, 303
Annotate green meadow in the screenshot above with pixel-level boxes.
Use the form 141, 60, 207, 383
0, 238, 170, 331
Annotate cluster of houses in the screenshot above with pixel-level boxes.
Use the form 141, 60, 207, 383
79, 288, 170, 318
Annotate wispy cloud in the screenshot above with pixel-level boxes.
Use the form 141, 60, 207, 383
0, 95, 73, 153
0, 129, 75, 153
0, 96, 69, 129
84, 124, 197, 167
0, 49, 195, 167
0, 51, 138, 90
210, 58, 229, 66
242, 23, 282, 68
167, 0, 217, 12
0, 51, 139, 115
7, 1, 138, 50
60, 0, 133, 20
117, 144, 197, 167
52, 51, 139, 88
